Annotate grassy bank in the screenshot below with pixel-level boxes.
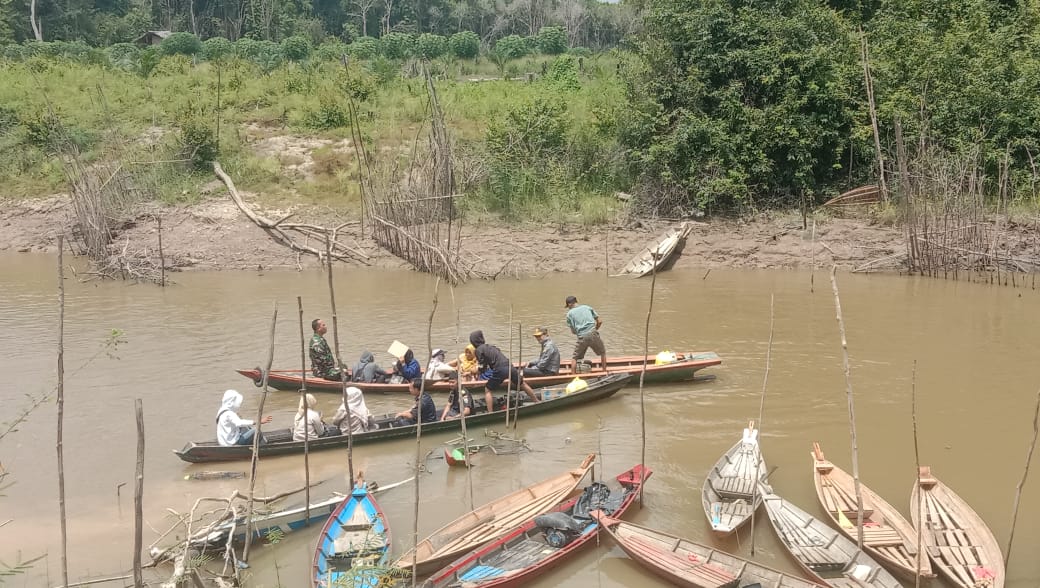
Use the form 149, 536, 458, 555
0, 50, 628, 224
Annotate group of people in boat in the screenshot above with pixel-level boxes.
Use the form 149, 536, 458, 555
215, 295, 607, 447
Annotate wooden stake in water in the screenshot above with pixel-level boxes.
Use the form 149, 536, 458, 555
637, 247, 661, 507
1005, 388, 1040, 567
325, 235, 355, 488
243, 302, 277, 562
133, 398, 144, 587
56, 234, 70, 588
749, 294, 774, 557
298, 296, 311, 525
830, 266, 865, 548
504, 305, 514, 429
413, 278, 441, 582
911, 361, 923, 588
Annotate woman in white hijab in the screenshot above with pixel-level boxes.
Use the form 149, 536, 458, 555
293, 393, 327, 441
216, 389, 272, 446
333, 387, 375, 433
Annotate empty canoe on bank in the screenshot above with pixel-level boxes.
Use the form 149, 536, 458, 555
614, 222, 696, 277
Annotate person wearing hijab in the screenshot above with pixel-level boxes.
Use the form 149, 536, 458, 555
216, 389, 272, 446
352, 350, 390, 383
392, 348, 421, 382
293, 392, 327, 441
333, 387, 376, 433
452, 344, 480, 381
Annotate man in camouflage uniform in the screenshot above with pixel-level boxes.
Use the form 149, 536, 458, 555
309, 318, 342, 380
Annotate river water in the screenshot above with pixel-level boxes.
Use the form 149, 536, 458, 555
1, 252, 1038, 588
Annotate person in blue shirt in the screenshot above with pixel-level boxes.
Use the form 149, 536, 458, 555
395, 377, 438, 426
392, 348, 422, 382
565, 295, 607, 371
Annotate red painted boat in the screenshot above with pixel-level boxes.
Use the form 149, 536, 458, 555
420, 464, 651, 588
236, 351, 721, 393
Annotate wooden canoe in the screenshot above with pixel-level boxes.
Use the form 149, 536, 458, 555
702, 421, 767, 537
910, 466, 1004, 588
312, 480, 390, 588
811, 442, 934, 581
174, 373, 630, 463
594, 513, 828, 588
394, 454, 596, 577
235, 351, 721, 393
615, 222, 696, 277
761, 491, 902, 588
421, 464, 651, 588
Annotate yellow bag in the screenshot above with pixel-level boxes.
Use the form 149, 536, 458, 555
565, 377, 588, 394
655, 350, 678, 365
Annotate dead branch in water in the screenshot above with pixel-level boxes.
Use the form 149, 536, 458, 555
1005, 388, 1040, 567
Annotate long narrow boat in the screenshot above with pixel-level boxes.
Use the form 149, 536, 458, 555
910, 466, 1004, 588
175, 373, 630, 463
312, 479, 390, 588
394, 454, 596, 577
235, 351, 721, 393
422, 464, 651, 588
614, 222, 695, 277
702, 421, 767, 537
593, 513, 828, 588
811, 442, 934, 582
761, 491, 903, 588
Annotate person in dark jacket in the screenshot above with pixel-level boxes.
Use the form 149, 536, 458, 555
395, 378, 437, 425
392, 348, 422, 382
469, 330, 540, 411
352, 350, 390, 383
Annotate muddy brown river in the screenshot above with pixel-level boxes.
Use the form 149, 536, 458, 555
1, 252, 1038, 587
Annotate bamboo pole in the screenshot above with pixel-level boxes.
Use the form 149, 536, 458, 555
157, 215, 165, 287
637, 247, 660, 507
810, 220, 816, 293
57, 234, 70, 588
133, 398, 144, 587
513, 321, 522, 432
325, 235, 355, 488
298, 296, 311, 527
504, 305, 513, 429
749, 293, 774, 557
1005, 388, 1040, 567
413, 278, 441, 584
454, 305, 474, 510
243, 303, 277, 562
830, 266, 865, 548
912, 361, 923, 588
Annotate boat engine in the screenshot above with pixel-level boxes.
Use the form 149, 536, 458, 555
544, 527, 579, 548
535, 512, 584, 549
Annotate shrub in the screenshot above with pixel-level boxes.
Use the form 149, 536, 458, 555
0, 105, 19, 135
281, 35, 312, 61
159, 32, 202, 56
536, 26, 567, 55
234, 37, 260, 60
487, 98, 568, 165
543, 55, 580, 91
416, 33, 448, 58
349, 36, 380, 59
107, 43, 140, 70
494, 35, 528, 60
202, 37, 233, 61
176, 109, 219, 170
567, 46, 591, 58
152, 54, 191, 76
315, 40, 350, 61
302, 94, 350, 130
380, 32, 414, 59
337, 65, 376, 102
138, 47, 160, 76
21, 109, 94, 152
250, 40, 284, 72
449, 31, 480, 59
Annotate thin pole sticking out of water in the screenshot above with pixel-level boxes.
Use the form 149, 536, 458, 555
1005, 388, 1040, 567
325, 235, 355, 488
133, 398, 145, 587
830, 266, 865, 548
243, 302, 277, 563
157, 215, 165, 287
911, 361, 923, 588
413, 278, 441, 584
637, 247, 660, 508
56, 234, 70, 588
513, 321, 522, 432
298, 296, 311, 525
504, 305, 513, 430
810, 219, 816, 293
452, 301, 474, 511
749, 293, 774, 557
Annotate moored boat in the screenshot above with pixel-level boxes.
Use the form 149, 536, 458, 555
594, 513, 828, 588
910, 466, 1004, 588
702, 421, 767, 537
614, 222, 696, 277
312, 479, 390, 588
393, 454, 597, 577
422, 464, 651, 588
811, 442, 934, 581
235, 351, 721, 393
174, 373, 631, 463
761, 491, 902, 588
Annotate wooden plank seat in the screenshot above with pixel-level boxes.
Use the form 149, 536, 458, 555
713, 476, 756, 498
862, 526, 903, 547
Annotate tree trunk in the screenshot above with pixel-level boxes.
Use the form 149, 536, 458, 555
30, 0, 42, 41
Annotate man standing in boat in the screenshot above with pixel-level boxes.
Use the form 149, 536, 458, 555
565, 296, 607, 371
309, 318, 342, 381
523, 327, 561, 378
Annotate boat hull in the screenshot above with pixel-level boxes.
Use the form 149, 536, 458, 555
312, 483, 389, 588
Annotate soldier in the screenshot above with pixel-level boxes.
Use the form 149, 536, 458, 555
309, 318, 342, 381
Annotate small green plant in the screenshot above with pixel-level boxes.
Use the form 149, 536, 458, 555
202, 37, 233, 61
494, 35, 528, 60
281, 36, 312, 62
349, 37, 381, 59
380, 32, 415, 59
315, 40, 350, 62
176, 109, 219, 170
543, 55, 580, 91
303, 94, 350, 130
449, 31, 480, 59
159, 32, 202, 56
416, 33, 448, 58
106, 43, 140, 70
536, 26, 567, 55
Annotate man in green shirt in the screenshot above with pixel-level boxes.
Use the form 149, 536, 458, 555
564, 296, 607, 371
309, 318, 342, 381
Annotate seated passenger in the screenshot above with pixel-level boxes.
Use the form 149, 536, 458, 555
293, 393, 329, 441
216, 389, 272, 447
333, 386, 376, 433
452, 344, 481, 381
392, 348, 422, 382
523, 326, 561, 378
352, 351, 390, 384
440, 385, 474, 421
395, 378, 437, 426
425, 348, 457, 381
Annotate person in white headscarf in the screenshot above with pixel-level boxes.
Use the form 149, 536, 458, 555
216, 390, 272, 446
293, 392, 327, 441
333, 386, 376, 433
